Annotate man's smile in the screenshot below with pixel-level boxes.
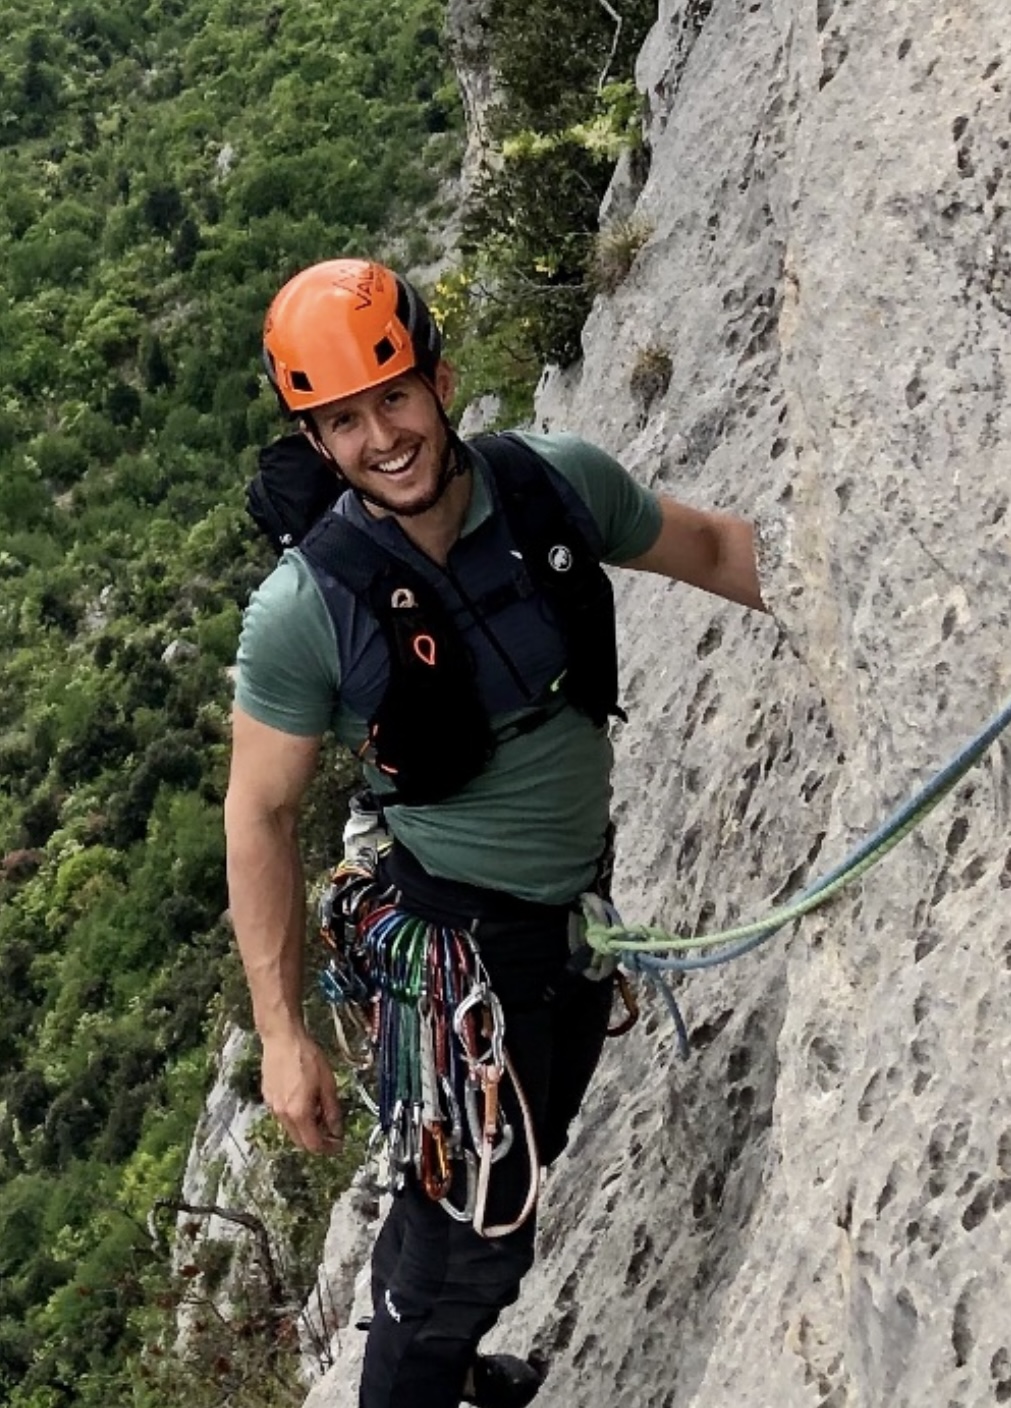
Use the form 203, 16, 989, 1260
371, 446, 421, 475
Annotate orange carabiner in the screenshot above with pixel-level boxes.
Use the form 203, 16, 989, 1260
606, 971, 640, 1038
420, 1124, 452, 1201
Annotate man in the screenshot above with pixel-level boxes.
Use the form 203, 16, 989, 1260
224, 258, 765, 1408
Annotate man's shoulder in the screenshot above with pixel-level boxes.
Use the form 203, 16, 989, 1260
252, 549, 322, 611
473, 429, 661, 566
472, 428, 628, 507
242, 551, 337, 656
235, 550, 339, 733
496, 429, 617, 473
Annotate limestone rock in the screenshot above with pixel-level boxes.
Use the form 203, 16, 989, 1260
301, 1, 1011, 1403
494, 2, 1011, 1405
300, 1175, 384, 1392
446, 0, 497, 186
174, 1024, 275, 1322
457, 392, 503, 436
161, 638, 199, 666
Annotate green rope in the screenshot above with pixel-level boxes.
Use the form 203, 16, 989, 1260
586, 691, 1011, 959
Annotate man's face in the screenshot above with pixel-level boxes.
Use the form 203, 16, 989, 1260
310, 365, 456, 519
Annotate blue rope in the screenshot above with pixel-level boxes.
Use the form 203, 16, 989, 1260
617, 692, 1011, 1049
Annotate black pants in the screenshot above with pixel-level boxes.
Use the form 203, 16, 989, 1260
359, 844, 613, 1408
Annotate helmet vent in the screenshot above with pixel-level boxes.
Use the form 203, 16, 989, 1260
290, 370, 313, 392
374, 336, 396, 366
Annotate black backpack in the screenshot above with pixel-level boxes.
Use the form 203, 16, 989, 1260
246, 432, 623, 805
246, 432, 342, 552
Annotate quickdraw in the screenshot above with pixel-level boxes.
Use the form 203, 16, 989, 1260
316, 857, 540, 1236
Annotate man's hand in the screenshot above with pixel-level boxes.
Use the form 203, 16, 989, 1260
261, 1031, 344, 1154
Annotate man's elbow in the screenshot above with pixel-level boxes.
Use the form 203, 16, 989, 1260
224, 786, 300, 847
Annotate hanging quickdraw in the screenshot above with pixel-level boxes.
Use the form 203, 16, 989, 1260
318, 859, 382, 1113
316, 855, 540, 1236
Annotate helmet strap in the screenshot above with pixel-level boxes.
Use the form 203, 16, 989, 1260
433, 397, 465, 483
300, 415, 347, 481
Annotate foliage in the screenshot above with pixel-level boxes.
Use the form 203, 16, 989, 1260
591, 213, 655, 295
629, 343, 674, 419
0, 0, 656, 1399
0, 0, 459, 1403
128, 1098, 373, 1408
447, 0, 655, 412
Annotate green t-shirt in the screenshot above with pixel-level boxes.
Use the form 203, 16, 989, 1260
235, 431, 662, 901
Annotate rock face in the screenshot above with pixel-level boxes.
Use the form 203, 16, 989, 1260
175, 1024, 280, 1323
304, 1, 1011, 1404
446, 0, 496, 184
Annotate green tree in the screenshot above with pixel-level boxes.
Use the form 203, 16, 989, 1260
143, 181, 185, 236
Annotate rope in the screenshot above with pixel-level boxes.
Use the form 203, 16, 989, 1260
588, 691, 1011, 974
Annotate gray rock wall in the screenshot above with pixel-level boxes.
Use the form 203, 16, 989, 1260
305, 1, 1011, 1404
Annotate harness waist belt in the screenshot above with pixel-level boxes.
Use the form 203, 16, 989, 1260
383, 840, 572, 929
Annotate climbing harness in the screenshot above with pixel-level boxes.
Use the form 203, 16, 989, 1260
580, 692, 1011, 1047
317, 854, 540, 1237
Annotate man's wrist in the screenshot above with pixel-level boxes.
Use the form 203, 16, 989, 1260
256, 1010, 309, 1044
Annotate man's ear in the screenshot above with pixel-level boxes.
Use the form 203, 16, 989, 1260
300, 416, 343, 476
432, 360, 456, 410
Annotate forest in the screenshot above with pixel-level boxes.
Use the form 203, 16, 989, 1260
0, 0, 654, 1403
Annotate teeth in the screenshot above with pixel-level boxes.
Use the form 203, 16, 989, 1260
376, 450, 415, 474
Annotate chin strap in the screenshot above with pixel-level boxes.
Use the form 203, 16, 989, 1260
435, 399, 467, 483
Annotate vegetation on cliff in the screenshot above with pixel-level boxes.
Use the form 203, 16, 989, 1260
0, 0, 650, 1401
0, 2, 454, 1402
443, 0, 657, 419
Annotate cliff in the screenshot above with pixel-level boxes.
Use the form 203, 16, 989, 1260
305, 0, 1011, 1403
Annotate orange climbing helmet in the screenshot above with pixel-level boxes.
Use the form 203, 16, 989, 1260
262, 258, 443, 415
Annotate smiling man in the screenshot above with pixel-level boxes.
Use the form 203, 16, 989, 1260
224, 258, 765, 1408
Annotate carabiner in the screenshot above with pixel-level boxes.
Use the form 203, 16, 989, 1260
420, 1123, 453, 1201
465, 1076, 514, 1164
439, 1151, 478, 1224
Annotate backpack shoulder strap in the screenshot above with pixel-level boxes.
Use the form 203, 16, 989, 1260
299, 507, 407, 599
299, 506, 494, 807
471, 430, 603, 566
469, 431, 623, 726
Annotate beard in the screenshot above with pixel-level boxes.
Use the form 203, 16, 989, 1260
354, 436, 460, 518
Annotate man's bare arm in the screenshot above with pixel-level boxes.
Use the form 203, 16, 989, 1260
224, 707, 341, 1152
622, 496, 766, 611
225, 707, 321, 1037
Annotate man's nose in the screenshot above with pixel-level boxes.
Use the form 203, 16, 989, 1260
362, 407, 398, 451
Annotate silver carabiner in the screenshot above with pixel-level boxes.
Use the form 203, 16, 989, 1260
453, 984, 507, 1071
452, 984, 490, 1046
484, 989, 507, 1070
387, 1100, 412, 1171
439, 1151, 478, 1223
440, 1074, 463, 1152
